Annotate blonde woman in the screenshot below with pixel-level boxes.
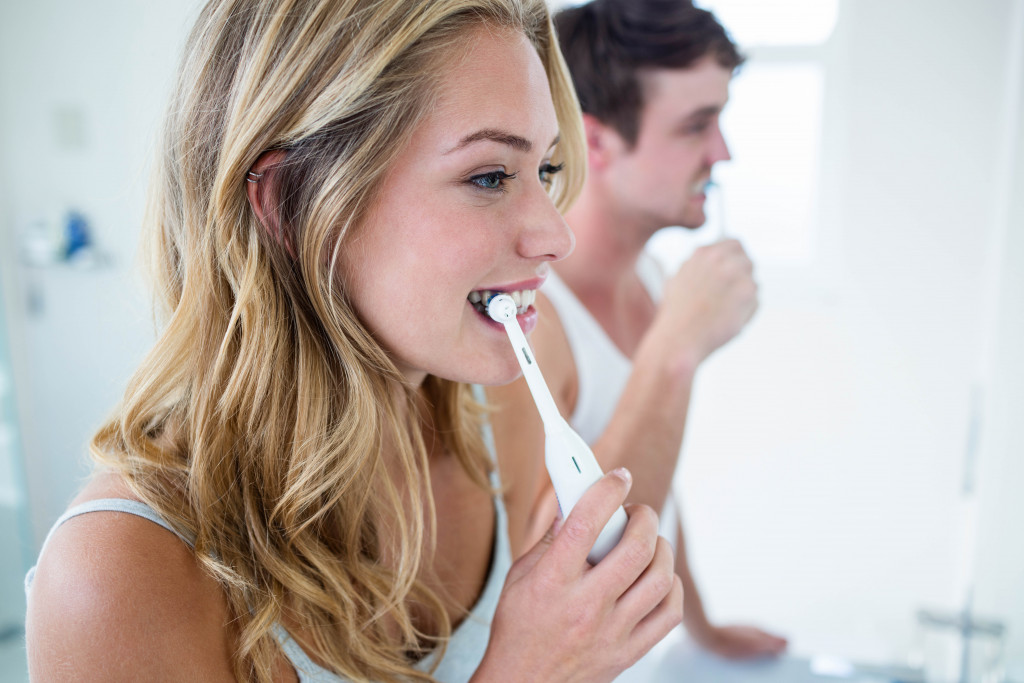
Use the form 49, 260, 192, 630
25, 0, 681, 680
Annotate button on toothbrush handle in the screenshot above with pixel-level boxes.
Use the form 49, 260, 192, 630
545, 421, 627, 564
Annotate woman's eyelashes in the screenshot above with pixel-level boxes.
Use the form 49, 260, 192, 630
538, 162, 564, 186
469, 169, 518, 192
466, 162, 565, 193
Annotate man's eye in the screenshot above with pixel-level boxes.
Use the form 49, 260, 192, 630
469, 170, 517, 191
539, 162, 565, 186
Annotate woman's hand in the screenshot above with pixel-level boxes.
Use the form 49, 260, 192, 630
474, 468, 683, 683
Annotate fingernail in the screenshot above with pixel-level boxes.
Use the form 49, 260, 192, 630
611, 467, 632, 485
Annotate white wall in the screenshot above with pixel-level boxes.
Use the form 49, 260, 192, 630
669, 0, 1024, 670
0, 1, 200, 546
973, 1, 1024, 673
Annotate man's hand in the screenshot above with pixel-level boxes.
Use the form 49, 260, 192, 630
673, 522, 787, 662
691, 623, 789, 660
654, 238, 758, 366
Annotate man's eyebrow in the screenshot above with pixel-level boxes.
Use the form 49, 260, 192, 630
682, 105, 722, 122
445, 128, 534, 155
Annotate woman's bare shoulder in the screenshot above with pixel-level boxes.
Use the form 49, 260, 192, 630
26, 472, 237, 681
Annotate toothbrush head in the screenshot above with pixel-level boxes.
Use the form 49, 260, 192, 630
486, 293, 517, 322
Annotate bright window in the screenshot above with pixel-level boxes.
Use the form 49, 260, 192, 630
696, 0, 839, 46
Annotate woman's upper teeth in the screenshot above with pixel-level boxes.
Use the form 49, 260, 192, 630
469, 289, 537, 312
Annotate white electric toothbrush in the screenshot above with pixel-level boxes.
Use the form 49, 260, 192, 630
487, 293, 627, 564
705, 178, 728, 240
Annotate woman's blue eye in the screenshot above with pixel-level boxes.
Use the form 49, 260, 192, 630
470, 170, 517, 191
539, 162, 565, 186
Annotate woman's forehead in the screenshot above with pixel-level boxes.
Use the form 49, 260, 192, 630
412, 26, 559, 154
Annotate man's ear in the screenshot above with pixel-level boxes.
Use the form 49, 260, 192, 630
581, 113, 625, 174
245, 150, 294, 257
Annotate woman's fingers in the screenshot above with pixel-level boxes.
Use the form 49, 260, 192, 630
538, 468, 633, 579
628, 564, 684, 659
486, 470, 682, 682
587, 502, 660, 594
505, 513, 559, 583
614, 533, 678, 624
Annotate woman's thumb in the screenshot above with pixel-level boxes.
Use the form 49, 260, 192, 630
508, 512, 562, 580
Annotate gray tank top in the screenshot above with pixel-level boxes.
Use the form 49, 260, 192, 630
26, 406, 510, 682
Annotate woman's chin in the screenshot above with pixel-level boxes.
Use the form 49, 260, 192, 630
445, 357, 522, 387
479, 368, 524, 387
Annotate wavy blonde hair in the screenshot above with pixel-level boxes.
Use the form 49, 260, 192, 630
91, 0, 583, 680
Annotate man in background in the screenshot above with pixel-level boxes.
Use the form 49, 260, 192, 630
489, 0, 788, 658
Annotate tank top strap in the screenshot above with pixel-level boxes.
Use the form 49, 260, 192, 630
25, 497, 194, 596
471, 383, 501, 485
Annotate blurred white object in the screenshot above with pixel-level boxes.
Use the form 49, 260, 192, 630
17, 213, 63, 266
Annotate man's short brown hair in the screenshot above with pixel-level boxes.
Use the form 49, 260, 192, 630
555, 0, 744, 146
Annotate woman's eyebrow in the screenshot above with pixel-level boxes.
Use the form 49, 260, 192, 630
445, 128, 532, 154
445, 129, 562, 155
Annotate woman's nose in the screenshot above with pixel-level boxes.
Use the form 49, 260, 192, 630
517, 186, 575, 262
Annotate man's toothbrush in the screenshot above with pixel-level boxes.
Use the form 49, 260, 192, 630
487, 293, 627, 564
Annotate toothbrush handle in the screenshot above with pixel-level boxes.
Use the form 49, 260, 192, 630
495, 309, 626, 561
501, 319, 563, 425
545, 420, 628, 564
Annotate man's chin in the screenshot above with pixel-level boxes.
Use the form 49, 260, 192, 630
677, 211, 707, 230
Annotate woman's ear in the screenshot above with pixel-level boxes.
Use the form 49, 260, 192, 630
245, 150, 295, 257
